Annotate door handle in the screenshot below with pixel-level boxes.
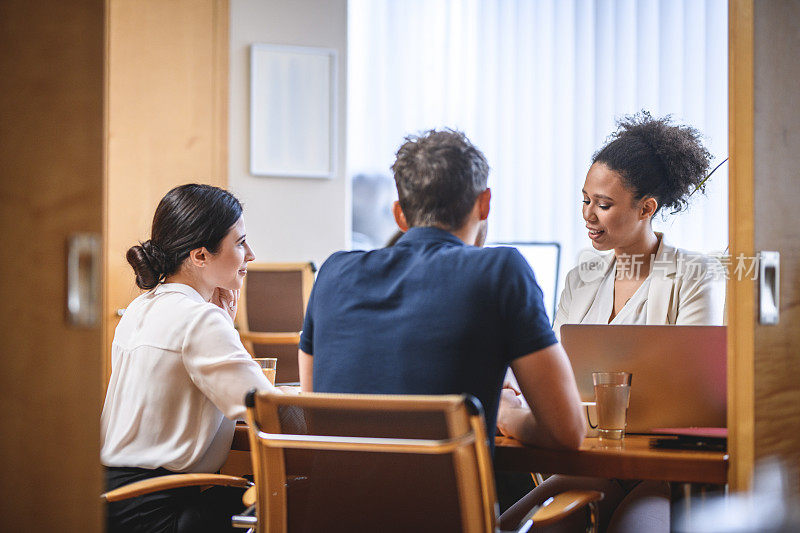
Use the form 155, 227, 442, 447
759, 251, 780, 325
67, 233, 101, 328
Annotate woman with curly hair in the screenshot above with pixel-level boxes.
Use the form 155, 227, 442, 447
553, 111, 725, 329
499, 113, 724, 532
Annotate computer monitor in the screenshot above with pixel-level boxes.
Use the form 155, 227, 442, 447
488, 242, 561, 323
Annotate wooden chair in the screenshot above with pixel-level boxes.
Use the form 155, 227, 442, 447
101, 473, 253, 503
233, 391, 603, 532
236, 262, 315, 383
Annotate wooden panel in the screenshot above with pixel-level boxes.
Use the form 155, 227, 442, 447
727, 0, 756, 492
0, 1, 104, 529
104, 0, 229, 379
729, 0, 800, 491
752, 0, 800, 480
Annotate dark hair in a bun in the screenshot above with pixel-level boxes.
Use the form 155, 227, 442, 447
126, 240, 169, 290
126, 184, 243, 290
592, 111, 712, 215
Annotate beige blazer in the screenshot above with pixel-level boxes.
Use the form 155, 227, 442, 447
553, 235, 725, 335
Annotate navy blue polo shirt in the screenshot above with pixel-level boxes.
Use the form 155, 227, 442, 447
299, 226, 557, 440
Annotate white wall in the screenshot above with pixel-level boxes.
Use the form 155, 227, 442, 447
229, 0, 348, 268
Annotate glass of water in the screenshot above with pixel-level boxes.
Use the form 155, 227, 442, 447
592, 371, 632, 440
254, 357, 278, 385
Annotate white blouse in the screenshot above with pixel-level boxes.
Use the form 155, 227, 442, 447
553, 234, 725, 337
101, 283, 273, 473
582, 268, 651, 326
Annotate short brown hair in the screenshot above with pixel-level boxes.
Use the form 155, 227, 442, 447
391, 129, 489, 230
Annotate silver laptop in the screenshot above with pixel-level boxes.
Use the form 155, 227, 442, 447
560, 325, 726, 433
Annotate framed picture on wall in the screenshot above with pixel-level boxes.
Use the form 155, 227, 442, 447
250, 44, 338, 179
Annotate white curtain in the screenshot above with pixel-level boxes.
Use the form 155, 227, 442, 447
348, 0, 728, 289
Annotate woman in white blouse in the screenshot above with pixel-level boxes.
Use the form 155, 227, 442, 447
101, 184, 276, 533
501, 113, 725, 533
554, 234, 723, 330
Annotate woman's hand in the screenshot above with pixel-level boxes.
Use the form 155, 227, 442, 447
503, 368, 521, 394
211, 287, 239, 321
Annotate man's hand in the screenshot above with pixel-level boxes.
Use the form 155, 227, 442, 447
497, 388, 525, 437
507, 343, 585, 449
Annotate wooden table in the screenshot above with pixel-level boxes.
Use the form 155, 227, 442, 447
495, 435, 728, 485
231, 426, 727, 485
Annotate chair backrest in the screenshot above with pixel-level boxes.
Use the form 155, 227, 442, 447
236, 262, 315, 383
244, 391, 498, 533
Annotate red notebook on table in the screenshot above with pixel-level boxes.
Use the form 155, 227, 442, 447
650, 427, 727, 452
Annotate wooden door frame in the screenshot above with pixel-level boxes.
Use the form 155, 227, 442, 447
727, 0, 754, 492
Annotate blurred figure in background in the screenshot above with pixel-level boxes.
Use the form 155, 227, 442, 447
351, 173, 397, 250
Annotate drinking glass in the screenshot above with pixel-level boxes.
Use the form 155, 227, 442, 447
592, 371, 632, 439
254, 357, 278, 385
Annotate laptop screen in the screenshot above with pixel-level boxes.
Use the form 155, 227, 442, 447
561, 324, 727, 432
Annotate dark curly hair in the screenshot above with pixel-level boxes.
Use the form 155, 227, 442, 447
592, 111, 712, 215
126, 184, 243, 290
391, 129, 489, 230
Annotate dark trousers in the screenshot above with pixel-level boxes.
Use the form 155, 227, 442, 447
105, 467, 247, 533
494, 470, 537, 515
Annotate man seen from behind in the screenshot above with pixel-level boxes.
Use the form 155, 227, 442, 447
298, 129, 584, 451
